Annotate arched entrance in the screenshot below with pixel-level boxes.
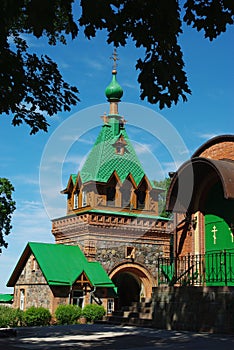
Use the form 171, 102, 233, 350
112, 272, 141, 308
109, 263, 155, 310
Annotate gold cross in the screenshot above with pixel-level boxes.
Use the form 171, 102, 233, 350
110, 48, 119, 70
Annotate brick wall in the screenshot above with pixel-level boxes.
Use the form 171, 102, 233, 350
13, 253, 54, 312
152, 286, 234, 333
197, 141, 234, 160
96, 240, 168, 278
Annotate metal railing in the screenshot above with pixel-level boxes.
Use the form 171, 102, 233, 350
157, 250, 234, 286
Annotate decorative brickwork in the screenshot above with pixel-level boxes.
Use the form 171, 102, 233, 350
199, 141, 234, 160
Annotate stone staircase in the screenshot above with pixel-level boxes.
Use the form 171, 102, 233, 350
104, 298, 153, 327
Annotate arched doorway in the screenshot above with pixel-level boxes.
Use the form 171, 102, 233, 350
109, 263, 155, 310
112, 272, 141, 309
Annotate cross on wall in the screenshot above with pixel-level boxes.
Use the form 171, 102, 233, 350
229, 225, 234, 243
211, 225, 217, 244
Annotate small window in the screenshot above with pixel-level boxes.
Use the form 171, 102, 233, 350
82, 191, 87, 207
20, 289, 25, 311
31, 257, 36, 272
116, 145, 122, 154
107, 298, 114, 314
72, 290, 84, 308
126, 246, 135, 259
122, 189, 131, 208
107, 187, 116, 206
73, 191, 79, 209
137, 191, 146, 209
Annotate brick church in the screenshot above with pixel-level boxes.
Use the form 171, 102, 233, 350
8, 58, 172, 314
166, 135, 234, 286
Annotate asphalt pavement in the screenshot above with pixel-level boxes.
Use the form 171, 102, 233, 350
0, 323, 234, 349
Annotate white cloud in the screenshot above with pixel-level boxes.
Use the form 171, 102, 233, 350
123, 82, 138, 90
133, 142, 153, 155
84, 58, 105, 71
197, 132, 219, 140
11, 175, 39, 186
0, 199, 54, 293
59, 62, 71, 69
162, 161, 184, 174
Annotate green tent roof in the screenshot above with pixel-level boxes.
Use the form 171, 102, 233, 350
8, 243, 115, 289
80, 118, 145, 186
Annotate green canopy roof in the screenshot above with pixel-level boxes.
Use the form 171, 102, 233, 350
8, 242, 115, 289
80, 119, 145, 186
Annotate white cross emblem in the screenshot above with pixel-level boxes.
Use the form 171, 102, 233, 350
211, 225, 218, 244
229, 228, 234, 243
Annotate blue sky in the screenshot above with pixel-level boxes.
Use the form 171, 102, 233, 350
0, 22, 233, 293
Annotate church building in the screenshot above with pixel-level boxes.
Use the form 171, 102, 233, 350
8, 57, 172, 313
166, 135, 234, 286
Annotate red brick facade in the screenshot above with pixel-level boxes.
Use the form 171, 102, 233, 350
167, 135, 234, 259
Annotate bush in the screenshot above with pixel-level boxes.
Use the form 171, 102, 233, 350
0, 306, 23, 328
23, 306, 51, 327
81, 304, 106, 323
55, 304, 82, 325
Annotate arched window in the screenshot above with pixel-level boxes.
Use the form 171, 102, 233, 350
137, 191, 146, 209
73, 191, 79, 209
82, 191, 87, 207
107, 187, 116, 206
122, 184, 131, 208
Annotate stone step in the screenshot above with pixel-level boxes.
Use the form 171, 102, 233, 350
105, 315, 153, 327
104, 298, 154, 327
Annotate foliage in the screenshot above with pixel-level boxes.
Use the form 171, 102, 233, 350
0, 0, 233, 132
0, 306, 23, 328
79, 0, 234, 108
81, 304, 106, 323
55, 304, 82, 325
153, 177, 172, 218
1, 0, 79, 134
22, 306, 51, 327
0, 178, 16, 253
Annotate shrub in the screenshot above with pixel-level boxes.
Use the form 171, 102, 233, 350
0, 306, 23, 328
55, 304, 82, 325
81, 304, 106, 323
23, 306, 51, 327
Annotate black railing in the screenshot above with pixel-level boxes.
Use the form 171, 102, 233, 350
157, 250, 234, 286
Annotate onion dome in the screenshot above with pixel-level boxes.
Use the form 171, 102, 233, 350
105, 69, 123, 101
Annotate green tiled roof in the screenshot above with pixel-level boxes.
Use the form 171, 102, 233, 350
71, 174, 77, 185
8, 242, 115, 288
89, 209, 171, 221
80, 117, 145, 186
54, 209, 171, 222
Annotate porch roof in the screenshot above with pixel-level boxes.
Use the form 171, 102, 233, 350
166, 157, 234, 213
7, 242, 115, 289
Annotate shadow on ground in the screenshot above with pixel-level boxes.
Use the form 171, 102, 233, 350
1, 324, 234, 349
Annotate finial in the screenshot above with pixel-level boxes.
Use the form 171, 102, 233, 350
110, 48, 119, 71
105, 48, 123, 109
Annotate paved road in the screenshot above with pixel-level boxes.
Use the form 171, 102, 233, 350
0, 324, 234, 349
